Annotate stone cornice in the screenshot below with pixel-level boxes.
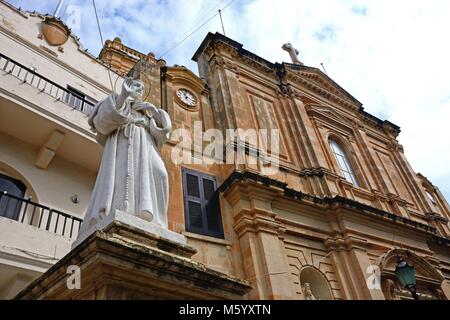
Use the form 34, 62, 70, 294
219, 170, 437, 237
283, 63, 362, 105
282, 64, 360, 111
99, 37, 158, 65
430, 235, 450, 247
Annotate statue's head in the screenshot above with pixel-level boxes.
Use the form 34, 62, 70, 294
122, 78, 145, 100
282, 43, 293, 51
302, 283, 312, 291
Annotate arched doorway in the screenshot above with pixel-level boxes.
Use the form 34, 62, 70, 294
0, 163, 38, 224
299, 266, 333, 300
0, 172, 27, 220
378, 249, 447, 300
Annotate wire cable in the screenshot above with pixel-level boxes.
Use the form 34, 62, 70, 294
188, 0, 228, 32
92, 0, 114, 92
159, 0, 236, 59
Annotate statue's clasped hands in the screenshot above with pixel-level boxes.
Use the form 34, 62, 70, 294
132, 101, 158, 116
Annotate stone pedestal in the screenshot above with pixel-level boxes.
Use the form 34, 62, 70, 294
15, 211, 252, 300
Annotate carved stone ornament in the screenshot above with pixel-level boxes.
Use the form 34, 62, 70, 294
302, 283, 317, 300
41, 17, 70, 46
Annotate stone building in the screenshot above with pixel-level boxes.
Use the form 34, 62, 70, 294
0, 1, 449, 300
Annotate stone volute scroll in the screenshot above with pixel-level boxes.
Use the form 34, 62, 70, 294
72, 76, 178, 247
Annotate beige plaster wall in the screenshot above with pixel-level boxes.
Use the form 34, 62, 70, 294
0, 131, 96, 217
0, 4, 120, 100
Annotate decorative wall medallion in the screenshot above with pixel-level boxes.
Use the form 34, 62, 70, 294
175, 88, 197, 110
41, 17, 70, 46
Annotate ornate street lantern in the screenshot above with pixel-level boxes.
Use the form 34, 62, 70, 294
395, 256, 418, 300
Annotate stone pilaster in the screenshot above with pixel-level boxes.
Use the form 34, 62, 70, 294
225, 182, 294, 299
324, 236, 385, 300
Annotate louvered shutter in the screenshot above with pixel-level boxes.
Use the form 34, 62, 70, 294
183, 171, 204, 234
202, 176, 223, 238
182, 169, 224, 239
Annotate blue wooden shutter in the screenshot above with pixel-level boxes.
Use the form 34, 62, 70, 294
183, 170, 204, 234
182, 168, 224, 239
202, 176, 223, 238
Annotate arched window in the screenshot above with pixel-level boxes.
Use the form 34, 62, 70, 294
329, 139, 359, 187
0, 173, 26, 220
425, 191, 437, 206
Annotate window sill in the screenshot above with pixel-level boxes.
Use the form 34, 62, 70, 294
183, 231, 232, 247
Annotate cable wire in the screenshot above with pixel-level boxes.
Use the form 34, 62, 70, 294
159, 0, 236, 59
92, 0, 114, 92
188, 0, 228, 32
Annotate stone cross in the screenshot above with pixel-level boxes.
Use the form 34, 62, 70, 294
282, 43, 304, 65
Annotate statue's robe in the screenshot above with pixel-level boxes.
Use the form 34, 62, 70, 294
80, 95, 171, 233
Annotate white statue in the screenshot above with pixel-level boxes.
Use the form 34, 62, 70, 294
302, 283, 317, 300
282, 43, 304, 65
80, 78, 172, 233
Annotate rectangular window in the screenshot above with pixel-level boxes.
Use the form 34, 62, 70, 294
182, 168, 224, 239
64, 86, 96, 114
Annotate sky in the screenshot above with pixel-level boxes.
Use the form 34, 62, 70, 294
8, 0, 450, 202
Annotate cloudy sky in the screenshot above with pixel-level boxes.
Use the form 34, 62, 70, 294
9, 0, 450, 201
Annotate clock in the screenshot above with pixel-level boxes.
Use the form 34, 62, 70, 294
176, 88, 197, 107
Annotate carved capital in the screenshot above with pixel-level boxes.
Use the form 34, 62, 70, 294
223, 60, 239, 77
344, 236, 368, 251
324, 236, 368, 252
324, 237, 347, 252
233, 211, 285, 238
209, 55, 225, 73
387, 140, 404, 153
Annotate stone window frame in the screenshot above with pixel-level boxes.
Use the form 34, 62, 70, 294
327, 136, 361, 188
425, 190, 437, 207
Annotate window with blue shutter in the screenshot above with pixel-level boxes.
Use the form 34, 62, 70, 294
182, 168, 224, 239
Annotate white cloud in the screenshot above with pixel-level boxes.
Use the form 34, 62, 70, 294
9, 0, 450, 201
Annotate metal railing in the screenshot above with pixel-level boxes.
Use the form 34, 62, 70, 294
0, 191, 83, 240
0, 52, 95, 115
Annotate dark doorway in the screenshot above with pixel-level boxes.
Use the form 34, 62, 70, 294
0, 173, 27, 221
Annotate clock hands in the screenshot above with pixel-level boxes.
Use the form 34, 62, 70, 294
177, 89, 196, 106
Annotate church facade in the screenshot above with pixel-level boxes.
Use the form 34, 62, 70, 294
0, 1, 449, 299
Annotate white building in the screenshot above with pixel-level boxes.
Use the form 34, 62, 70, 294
0, 1, 122, 298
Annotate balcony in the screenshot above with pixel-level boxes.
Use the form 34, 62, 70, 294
0, 191, 82, 240
0, 51, 102, 173
0, 190, 83, 299
0, 52, 95, 115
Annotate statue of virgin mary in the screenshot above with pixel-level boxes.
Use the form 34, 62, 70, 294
80, 78, 172, 233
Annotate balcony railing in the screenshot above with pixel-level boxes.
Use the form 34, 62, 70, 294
0, 52, 95, 115
0, 191, 83, 240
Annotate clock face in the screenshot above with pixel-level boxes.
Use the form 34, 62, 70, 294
176, 88, 197, 107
